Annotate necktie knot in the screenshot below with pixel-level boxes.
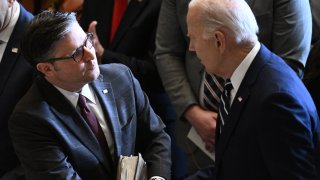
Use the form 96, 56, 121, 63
224, 79, 233, 98
78, 94, 99, 131
78, 94, 90, 111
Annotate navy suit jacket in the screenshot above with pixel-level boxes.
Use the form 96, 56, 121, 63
9, 64, 171, 180
0, 5, 34, 177
214, 45, 320, 179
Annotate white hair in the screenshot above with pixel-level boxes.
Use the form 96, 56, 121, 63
189, 0, 259, 44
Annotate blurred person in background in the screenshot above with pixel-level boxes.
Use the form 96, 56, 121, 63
0, 0, 34, 179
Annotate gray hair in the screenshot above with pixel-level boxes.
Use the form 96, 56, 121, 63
21, 11, 77, 67
189, 0, 259, 44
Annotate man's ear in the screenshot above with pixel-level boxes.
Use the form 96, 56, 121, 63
36, 63, 54, 76
214, 31, 226, 53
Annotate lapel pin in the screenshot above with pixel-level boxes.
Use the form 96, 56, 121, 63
103, 89, 108, 94
11, 48, 18, 53
238, 97, 243, 102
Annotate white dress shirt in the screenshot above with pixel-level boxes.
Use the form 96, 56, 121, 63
229, 42, 261, 105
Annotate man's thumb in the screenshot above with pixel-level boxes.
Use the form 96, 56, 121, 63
88, 21, 98, 33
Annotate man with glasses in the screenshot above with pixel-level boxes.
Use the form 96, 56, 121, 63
8, 11, 171, 180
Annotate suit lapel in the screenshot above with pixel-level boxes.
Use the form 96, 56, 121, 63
37, 77, 113, 175
215, 85, 250, 164
215, 44, 269, 168
91, 75, 121, 158
110, 0, 149, 48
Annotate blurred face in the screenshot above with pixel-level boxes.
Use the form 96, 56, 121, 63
38, 22, 100, 92
0, 0, 10, 32
0, 0, 14, 31
187, 6, 224, 76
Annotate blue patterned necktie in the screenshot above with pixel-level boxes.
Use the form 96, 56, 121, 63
203, 73, 225, 111
218, 79, 233, 134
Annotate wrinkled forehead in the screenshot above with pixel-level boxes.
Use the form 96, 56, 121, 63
187, 6, 203, 26
187, 8, 204, 33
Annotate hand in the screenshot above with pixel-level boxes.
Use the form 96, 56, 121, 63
88, 21, 104, 64
184, 105, 218, 152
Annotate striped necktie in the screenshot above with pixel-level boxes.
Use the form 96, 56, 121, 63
203, 72, 224, 111
218, 79, 233, 134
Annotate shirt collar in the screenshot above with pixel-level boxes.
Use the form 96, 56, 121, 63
230, 42, 260, 93
54, 84, 97, 108
0, 3, 20, 43
80, 84, 97, 105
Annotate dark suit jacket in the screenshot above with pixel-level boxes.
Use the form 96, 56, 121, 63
9, 64, 171, 180
214, 45, 320, 179
80, 0, 163, 94
0, 5, 34, 177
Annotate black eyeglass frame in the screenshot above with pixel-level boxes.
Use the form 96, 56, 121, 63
42, 32, 94, 63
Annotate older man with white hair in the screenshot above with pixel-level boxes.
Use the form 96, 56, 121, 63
185, 0, 320, 179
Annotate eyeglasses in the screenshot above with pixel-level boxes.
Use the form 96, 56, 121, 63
43, 32, 94, 63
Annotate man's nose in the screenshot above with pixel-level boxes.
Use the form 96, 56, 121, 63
82, 46, 95, 62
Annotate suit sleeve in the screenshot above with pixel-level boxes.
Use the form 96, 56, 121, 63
124, 66, 171, 179
154, 0, 198, 119
271, 0, 312, 77
9, 114, 81, 180
257, 92, 319, 179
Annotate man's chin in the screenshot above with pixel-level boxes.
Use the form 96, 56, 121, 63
86, 68, 100, 80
